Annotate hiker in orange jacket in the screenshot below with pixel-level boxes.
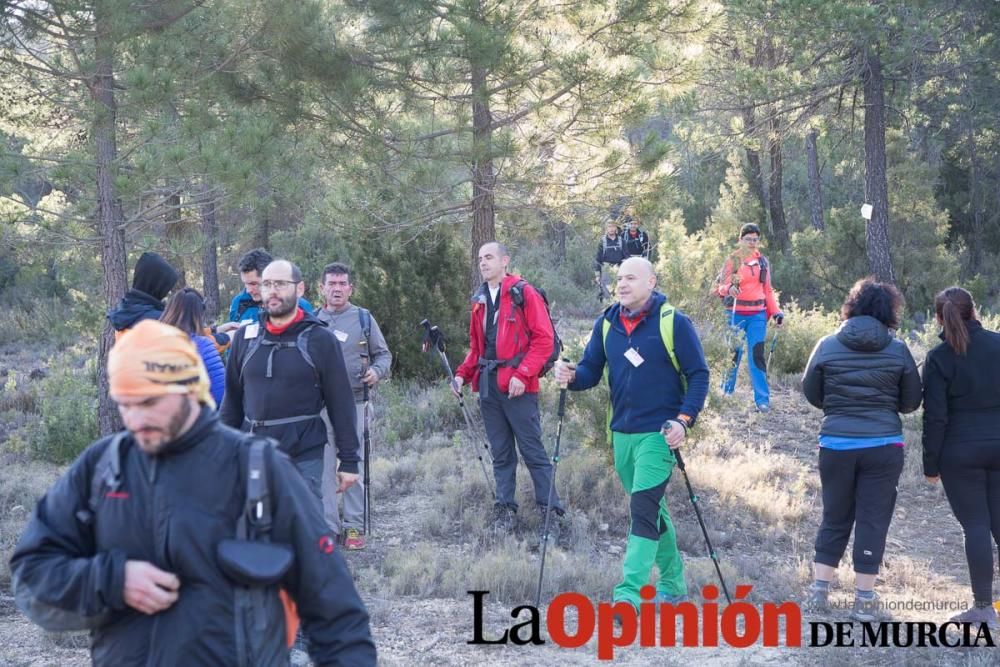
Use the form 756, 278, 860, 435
715, 223, 784, 411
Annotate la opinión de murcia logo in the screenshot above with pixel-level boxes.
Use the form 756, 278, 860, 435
468, 586, 997, 659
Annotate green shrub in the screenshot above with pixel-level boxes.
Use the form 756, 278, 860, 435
30, 361, 98, 464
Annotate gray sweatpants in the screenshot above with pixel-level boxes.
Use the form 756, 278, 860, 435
321, 402, 367, 535
480, 372, 563, 514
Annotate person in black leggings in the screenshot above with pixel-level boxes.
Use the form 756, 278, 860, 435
801, 278, 922, 621
923, 286, 1000, 627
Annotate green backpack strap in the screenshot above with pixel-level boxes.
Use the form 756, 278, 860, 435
600, 302, 687, 445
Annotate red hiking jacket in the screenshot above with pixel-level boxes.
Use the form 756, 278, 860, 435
455, 274, 554, 394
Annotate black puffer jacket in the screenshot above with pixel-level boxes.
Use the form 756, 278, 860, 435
802, 315, 923, 437
10, 408, 375, 666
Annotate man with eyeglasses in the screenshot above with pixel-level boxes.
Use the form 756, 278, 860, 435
221, 260, 360, 502
714, 223, 784, 412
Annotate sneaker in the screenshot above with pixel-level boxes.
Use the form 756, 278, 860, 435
949, 605, 1000, 628
849, 593, 880, 623
803, 583, 830, 613
755, 403, 771, 413
343, 528, 366, 550
654, 591, 689, 605
488, 505, 517, 535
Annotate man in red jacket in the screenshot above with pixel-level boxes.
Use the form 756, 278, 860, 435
454, 242, 565, 536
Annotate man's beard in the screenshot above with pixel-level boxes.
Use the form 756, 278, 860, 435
265, 292, 297, 318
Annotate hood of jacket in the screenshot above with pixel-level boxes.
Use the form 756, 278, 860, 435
835, 315, 893, 352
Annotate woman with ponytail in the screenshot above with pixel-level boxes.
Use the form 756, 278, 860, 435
922, 287, 1000, 627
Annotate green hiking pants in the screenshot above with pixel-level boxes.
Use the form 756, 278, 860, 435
612, 431, 686, 606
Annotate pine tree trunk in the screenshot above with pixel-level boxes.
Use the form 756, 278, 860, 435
94, 5, 127, 436
469, 57, 496, 292
200, 183, 221, 321
862, 48, 895, 283
741, 107, 768, 227
767, 117, 789, 253
967, 114, 983, 274
805, 128, 825, 231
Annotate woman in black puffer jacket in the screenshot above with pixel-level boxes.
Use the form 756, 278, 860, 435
801, 278, 922, 620
922, 287, 1000, 628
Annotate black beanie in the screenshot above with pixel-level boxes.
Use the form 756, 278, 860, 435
132, 252, 179, 300
739, 223, 762, 239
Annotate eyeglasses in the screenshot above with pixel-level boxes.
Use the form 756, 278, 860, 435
261, 279, 299, 290
742, 236, 760, 242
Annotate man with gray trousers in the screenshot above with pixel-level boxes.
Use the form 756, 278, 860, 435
318, 262, 392, 550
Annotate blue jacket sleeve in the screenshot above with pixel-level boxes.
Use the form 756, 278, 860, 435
673, 312, 709, 423
194, 335, 226, 408
569, 316, 607, 391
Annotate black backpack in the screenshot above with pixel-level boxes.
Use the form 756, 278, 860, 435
508, 279, 562, 377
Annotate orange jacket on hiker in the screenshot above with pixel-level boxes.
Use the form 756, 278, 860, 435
715, 249, 780, 319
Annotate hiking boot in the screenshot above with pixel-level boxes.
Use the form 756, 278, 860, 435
803, 583, 830, 613
949, 605, 1000, 628
611, 600, 639, 628
343, 528, 365, 550
538, 508, 567, 547
488, 505, 517, 535
849, 593, 881, 623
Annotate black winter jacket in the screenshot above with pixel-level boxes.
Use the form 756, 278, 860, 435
107, 289, 165, 332
922, 320, 1000, 476
802, 316, 922, 438
221, 312, 360, 469
10, 409, 375, 666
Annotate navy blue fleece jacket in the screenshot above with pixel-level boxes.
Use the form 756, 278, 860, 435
570, 292, 710, 433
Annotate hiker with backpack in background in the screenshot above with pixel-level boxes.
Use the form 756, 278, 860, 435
801, 278, 922, 622
9, 319, 376, 666
221, 260, 360, 504
621, 206, 651, 260
554, 256, 710, 613
317, 262, 392, 551
453, 241, 567, 540
594, 219, 627, 302
922, 287, 1000, 628
714, 223, 784, 412
107, 251, 179, 340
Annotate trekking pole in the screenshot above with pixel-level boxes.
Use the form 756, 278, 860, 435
765, 326, 780, 377
420, 319, 496, 496
535, 359, 570, 608
361, 356, 372, 537
673, 448, 732, 604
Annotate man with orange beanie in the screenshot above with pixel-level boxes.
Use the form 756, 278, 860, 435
10, 320, 375, 666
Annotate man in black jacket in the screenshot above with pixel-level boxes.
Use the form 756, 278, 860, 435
221, 260, 360, 501
10, 319, 375, 666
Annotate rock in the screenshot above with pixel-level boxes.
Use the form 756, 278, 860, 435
598, 522, 609, 532
608, 545, 623, 555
